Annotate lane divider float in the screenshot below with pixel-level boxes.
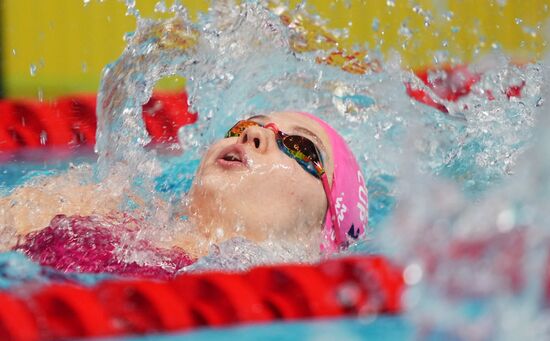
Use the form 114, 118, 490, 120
0, 255, 404, 341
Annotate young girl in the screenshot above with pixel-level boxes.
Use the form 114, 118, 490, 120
1, 111, 368, 277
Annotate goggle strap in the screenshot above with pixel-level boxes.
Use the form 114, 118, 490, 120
263, 122, 279, 134
320, 173, 342, 245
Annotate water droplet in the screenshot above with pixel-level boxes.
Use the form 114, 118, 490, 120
40, 131, 47, 145
403, 263, 423, 285
433, 50, 449, 65
496, 210, 515, 232
398, 24, 412, 39
11, 49, 16, 56
37, 88, 44, 102
83, 0, 91, 6
125, 0, 139, 17
29, 64, 37, 76
372, 18, 380, 32
523, 26, 537, 38
424, 18, 431, 27
443, 11, 454, 21
123, 32, 135, 42
154, 0, 167, 13
386, 0, 395, 7
82, 62, 88, 73
515, 18, 523, 25
451, 26, 460, 33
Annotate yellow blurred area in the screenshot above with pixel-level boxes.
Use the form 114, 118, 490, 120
2, 0, 549, 99
2, 0, 208, 99
290, 0, 548, 64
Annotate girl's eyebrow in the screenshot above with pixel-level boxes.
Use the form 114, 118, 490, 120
247, 114, 269, 122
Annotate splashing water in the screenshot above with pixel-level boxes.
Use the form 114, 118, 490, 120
3, 0, 550, 338
379, 62, 547, 339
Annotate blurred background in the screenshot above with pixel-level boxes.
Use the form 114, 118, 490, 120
2, 0, 548, 99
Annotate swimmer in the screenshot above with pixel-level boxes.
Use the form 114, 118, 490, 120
0, 111, 368, 269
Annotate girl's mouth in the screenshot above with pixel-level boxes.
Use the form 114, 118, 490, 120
216, 145, 248, 169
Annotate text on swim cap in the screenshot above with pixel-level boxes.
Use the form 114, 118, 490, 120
335, 194, 347, 225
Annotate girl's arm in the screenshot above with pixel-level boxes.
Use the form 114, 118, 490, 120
0, 173, 125, 247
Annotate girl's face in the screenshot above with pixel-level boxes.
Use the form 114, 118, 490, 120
187, 112, 334, 248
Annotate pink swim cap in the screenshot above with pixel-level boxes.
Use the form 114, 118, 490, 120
297, 112, 369, 253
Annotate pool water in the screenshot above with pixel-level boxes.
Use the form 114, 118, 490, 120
117, 316, 413, 341
2, 1, 550, 340
1, 153, 96, 192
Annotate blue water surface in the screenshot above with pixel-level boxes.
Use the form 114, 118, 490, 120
109, 316, 414, 341
0, 152, 96, 193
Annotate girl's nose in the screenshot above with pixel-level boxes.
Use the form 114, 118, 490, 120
237, 125, 271, 153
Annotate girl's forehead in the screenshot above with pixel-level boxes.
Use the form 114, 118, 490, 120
256, 112, 327, 139
251, 112, 327, 146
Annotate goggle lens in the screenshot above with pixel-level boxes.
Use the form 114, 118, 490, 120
225, 120, 259, 138
281, 135, 321, 164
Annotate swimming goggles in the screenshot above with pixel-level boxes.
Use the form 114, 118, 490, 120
225, 120, 326, 178
225, 120, 340, 234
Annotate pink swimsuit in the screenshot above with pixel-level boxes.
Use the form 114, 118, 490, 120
14, 214, 196, 280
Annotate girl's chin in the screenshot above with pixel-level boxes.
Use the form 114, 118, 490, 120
191, 171, 249, 198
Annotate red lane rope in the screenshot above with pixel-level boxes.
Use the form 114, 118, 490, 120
0, 93, 197, 154
0, 293, 39, 341
0, 255, 404, 341
53, 96, 98, 146
405, 64, 523, 113
0, 65, 524, 155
